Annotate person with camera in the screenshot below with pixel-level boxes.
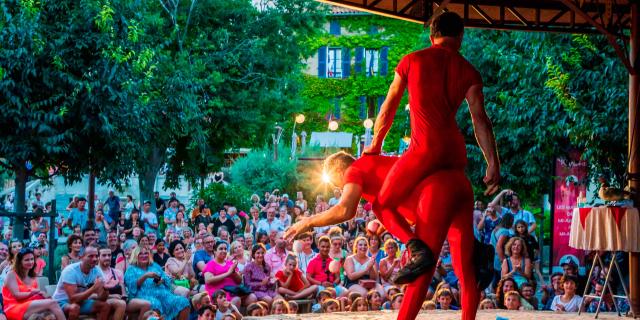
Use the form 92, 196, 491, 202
489, 189, 537, 234
124, 246, 190, 320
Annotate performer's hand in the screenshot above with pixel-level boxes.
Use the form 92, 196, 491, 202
483, 164, 500, 195
363, 145, 381, 155
284, 217, 311, 242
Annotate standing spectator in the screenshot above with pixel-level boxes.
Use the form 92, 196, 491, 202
379, 239, 400, 291
328, 189, 341, 207
52, 246, 111, 320
295, 192, 307, 212
61, 235, 83, 270
213, 209, 236, 236
174, 211, 189, 235
93, 210, 110, 245
245, 207, 261, 237
123, 210, 145, 239
98, 247, 151, 320
104, 190, 121, 226
204, 241, 256, 308
140, 201, 159, 236
280, 194, 294, 209
192, 199, 212, 227
123, 195, 135, 220
294, 232, 316, 274
500, 236, 532, 287
226, 207, 244, 235
2, 248, 65, 320
476, 207, 501, 244
243, 244, 279, 306
490, 189, 537, 234
491, 213, 514, 285
344, 236, 384, 297
29, 213, 49, 236
124, 246, 190, 320
264, 231, 289, 277
275, 255, 318, 299
164, 199, 179, 232
68, 198, 89, 230
550, 275, 583, 312
314, 195, 329, 214
306, 236, 347, 297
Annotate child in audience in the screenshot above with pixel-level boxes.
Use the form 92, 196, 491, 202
435, 288, 459, 310
351, 297, 369, 312
276, 255, 318, 299
322, 299, 340, 313
367, 290, 383, 311
246, 303, 264, 317
479, 298, 496, 310
213, 290, 242, 320
504, 291, 523, 310
390, 293, 404, 310
288, 301, 298, 314
422, 301, 436, 310
271, 299, 290, 315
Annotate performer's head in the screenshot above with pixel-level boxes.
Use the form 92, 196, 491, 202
429, 11, 464, 49
323, 151, 356, 188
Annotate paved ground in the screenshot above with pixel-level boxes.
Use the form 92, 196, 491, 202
247, 310, 632, 319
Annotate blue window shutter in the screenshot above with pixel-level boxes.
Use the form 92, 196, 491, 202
377, 96, 384, 112
334, 98, 341, 119
318, 46, 327, 78
355, 47, 364, 74
359, 96, 366, 119
330, 20, 341, 35
342, 48, 350, 78
380, 46, 389, 76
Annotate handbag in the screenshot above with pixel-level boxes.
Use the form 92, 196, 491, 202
223, 284, 253, 296
173, 278, 191, 289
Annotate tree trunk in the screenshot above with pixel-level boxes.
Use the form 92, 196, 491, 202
88, 170, 96, 222
139, 147, 164, 213
14, 165, 27, 241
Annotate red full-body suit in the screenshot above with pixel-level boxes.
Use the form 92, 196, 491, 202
344, 156, 478, 320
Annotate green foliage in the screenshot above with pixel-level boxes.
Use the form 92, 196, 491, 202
229, 146, 299, 194
196, 183, 253, 213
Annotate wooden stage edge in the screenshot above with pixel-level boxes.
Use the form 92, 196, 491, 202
247, 310, 631, 319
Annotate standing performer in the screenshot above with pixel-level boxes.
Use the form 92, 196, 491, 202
362, 11, 500, 284
285, 152, 494, 320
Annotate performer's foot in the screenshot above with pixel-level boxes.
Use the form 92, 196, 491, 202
393, 238, 435, 285
473, 239, 495, 291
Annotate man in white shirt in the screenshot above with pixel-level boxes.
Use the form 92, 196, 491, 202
328, 188, 341, 207
140, 201, 159, 235
257, 207, 282, 234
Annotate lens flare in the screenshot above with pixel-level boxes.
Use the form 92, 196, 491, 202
322, 172, 331, 184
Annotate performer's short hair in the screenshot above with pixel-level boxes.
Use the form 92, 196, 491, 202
324, 151, 356, 177
430, 11, 464, 38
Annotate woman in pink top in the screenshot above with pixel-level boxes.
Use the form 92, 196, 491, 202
204, 241, 257, 308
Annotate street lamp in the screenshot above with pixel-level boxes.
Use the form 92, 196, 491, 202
328, 120, 339, 131
292, 114, 305, 158
363, 118, 373, 148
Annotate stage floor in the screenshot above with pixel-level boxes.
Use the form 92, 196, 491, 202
247, 310, 631, 319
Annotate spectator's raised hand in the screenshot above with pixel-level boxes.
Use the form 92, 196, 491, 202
284, 216, 311, 242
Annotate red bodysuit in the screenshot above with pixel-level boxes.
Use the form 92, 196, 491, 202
347, 156, 479, 320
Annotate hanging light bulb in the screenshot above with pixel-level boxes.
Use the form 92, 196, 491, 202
328, 120, 339, 131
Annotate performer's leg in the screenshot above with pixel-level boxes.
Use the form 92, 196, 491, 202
397, 179, 454, 320
448, 206, 480, 320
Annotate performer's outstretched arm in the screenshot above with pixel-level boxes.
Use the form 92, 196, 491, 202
466, 84, 500, 195
284, 183, 362, 241
364, 72, 407, 154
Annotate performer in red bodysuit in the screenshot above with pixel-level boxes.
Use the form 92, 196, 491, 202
362, 12, 500, 283
285, 152, 492, 320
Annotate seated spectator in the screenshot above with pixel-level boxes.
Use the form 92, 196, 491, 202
243, 244, 279, 305
29, 242, 46, 277
60, 235, 83, 270
275, 255, 318, 299
367, 233, 385, 266
367, 290, 383, 311
212, 289, 242, 320
288, 300, 298, 314
165, 240, 196, 297
246, 302, 264, 316
495, 277, 518, 309
560, 257, 587, 295
294, 232, 316, 274
520, 282, 539, 310
213, 209, 236, 236
477, 206, 501, 244
322, 299, 340, 313
349, 297, 368, 312
2, 248, 65, 320
123, 210, 145, 239
204, 241, 256, 308
344, 236, 384, 297
550, 275, 583, 312
491, 214, 514, 287
422, 300, 436, 310
585, 280, 630, 313
196, 305, 216, 320
276, 206, 291, 230
153, 239, 170, 267
124, 246, 189, 319
479, 299, 495, 309
191, 199, 212, 227
542, 272, 563, 310
190, 292, 212, 319
229, 241, 248, 273
271, 298, 290, 315
265, 231, 290, 277
98, 247, 151, 320
504, 291, 522, 310
306, 236, 347, 297
500, 236, 532, 287
193, 234, 215, 285
106, 231, 124, 268
116, 239, 138, 273
52, 246, 111, 320
379, 239, 400, 291
174, 211, 190, 235
434, 288, 458, 310
390, 293, 404, 310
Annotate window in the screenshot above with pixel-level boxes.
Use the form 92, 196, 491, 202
327, 48, 343, 78
365, 49, 379, 77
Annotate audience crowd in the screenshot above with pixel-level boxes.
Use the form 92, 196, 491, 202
0, 187, 631, 319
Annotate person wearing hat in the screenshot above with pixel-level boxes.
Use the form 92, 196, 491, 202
280, 194, 294, 209
560, 257, 586, 294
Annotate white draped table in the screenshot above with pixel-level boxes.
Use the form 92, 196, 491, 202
569, 206, 640, 252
